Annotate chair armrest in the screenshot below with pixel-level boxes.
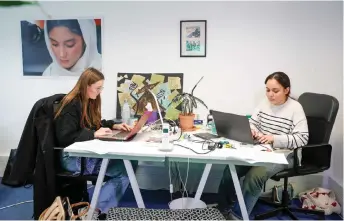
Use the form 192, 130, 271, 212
293, 143, 332, 174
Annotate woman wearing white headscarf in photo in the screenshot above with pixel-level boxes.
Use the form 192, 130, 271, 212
42, 19, 102, 76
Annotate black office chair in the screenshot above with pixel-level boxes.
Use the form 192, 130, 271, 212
52, 100, 111, 204
255, 92, 339, 220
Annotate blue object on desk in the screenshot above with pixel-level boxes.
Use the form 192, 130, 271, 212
194, 120, 203, 125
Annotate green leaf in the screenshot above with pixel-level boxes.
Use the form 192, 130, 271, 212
171, 88, 208, 116
191, 76, 204, 95
194, 96, 208, 109
182, 100, 187, 115
0, 1, 37, 7
184, 99, 190, 115
191, 96, 197, 109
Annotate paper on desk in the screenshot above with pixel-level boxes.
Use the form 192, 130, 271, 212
229, 146, 288, 165
241, 152, 288, 165
172, 141, 287, 164
65, 140, 111, 155
253, 144, 273, 151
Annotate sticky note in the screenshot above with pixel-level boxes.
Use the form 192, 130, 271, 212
165, 107, 180, 120
150, 74, 165, 85
131, 75, 145, 87
168, 90, 179, 102
117, 80, 132, 93
118, 92, 135, 107
168, 77, 181, 90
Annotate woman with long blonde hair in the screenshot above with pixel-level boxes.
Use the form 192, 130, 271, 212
54, 67, 134, 216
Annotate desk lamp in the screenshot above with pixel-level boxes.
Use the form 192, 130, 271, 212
148, 89, 173, 151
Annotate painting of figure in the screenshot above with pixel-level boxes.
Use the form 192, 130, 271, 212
20, 18, 102, 76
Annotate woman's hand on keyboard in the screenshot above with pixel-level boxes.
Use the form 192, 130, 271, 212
113, 123, 132, 131
94, 127, 112, 138
251, 129, 258, 138
257, 134, 274, 144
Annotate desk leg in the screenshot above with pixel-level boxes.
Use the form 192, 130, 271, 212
228, 164, 249, 221
86, 158, 109, 220
194, 163, 212, 201
123, 159, 145, 208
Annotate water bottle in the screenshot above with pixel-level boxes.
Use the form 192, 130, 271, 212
121, 99, 130, 124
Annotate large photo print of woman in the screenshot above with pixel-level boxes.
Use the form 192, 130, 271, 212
20, 18, 102, 76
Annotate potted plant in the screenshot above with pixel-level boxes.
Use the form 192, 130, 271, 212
170, 76, 208, 131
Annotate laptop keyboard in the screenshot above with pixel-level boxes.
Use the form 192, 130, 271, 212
113, 131, 130, 138
194, 133, 219, 140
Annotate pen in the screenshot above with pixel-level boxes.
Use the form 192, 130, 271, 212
259, 144, 272, 152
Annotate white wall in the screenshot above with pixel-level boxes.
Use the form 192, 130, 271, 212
0, 1, 342, 196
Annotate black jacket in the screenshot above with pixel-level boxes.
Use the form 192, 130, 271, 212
54, 98, 115, 147
9, 94, 65, 219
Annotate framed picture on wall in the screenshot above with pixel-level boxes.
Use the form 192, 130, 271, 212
180, 20, 207, 57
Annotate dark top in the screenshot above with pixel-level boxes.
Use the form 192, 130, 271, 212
54, 98, 115, 147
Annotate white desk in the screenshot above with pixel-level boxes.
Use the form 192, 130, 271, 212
64, 132, 288, 220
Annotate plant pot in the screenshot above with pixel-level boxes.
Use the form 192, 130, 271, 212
179, 114, 195, 131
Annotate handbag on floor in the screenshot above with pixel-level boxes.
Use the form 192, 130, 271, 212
272, 182, 294, 203
39, 196, 89, 220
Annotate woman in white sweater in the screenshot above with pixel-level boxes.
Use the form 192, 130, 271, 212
217, 72, 309, 219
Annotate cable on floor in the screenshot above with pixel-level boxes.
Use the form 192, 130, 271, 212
0, 200, 33, 210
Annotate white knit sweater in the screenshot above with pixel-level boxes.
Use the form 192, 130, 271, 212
249, 97, 309, 155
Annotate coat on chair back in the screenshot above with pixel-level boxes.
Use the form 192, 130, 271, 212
9, 93, 66, 219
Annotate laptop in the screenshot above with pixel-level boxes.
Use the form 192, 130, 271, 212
98, 111, 152, 141
211, 110, 259, 145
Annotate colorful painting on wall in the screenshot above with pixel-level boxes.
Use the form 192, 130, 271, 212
20, 18, 102, 76
116, 73, 184, 120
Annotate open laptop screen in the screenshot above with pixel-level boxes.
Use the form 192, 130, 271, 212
212, 110, 254, 145
125, 111, 152, 138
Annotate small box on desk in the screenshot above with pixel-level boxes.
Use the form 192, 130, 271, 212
194, 120, 203, 125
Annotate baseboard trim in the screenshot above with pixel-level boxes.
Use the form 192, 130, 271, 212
328, 175, 343, 214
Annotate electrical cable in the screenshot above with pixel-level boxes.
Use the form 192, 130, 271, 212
0, 200, 33, 210
176, 162, 189, 199
174, 144, 214, 154
168, 160, 173, 202
171, 130, 183, 142
176, 163, 184, 209
185, 157, 190, 198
